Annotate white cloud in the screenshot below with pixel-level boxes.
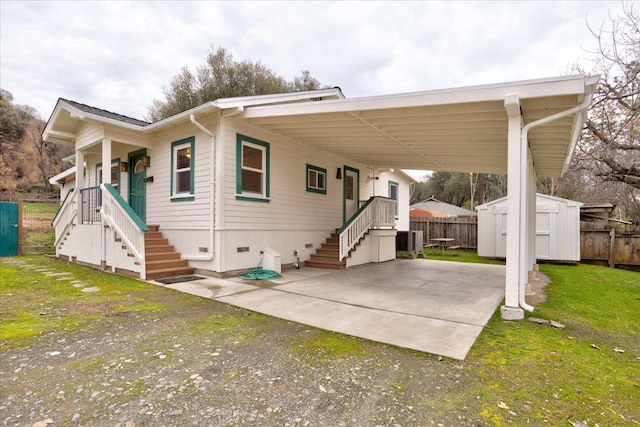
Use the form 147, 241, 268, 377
0, 0, 625, 121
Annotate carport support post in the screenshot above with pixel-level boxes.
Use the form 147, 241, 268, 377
502, 94, 526, 320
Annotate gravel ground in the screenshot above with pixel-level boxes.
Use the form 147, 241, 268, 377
0, 279, 485, 427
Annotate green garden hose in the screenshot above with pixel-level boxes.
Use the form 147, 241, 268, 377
238, 253, 282, 280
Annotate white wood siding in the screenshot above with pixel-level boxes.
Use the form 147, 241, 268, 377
145, 120, 215, 228
75, 123, 104, 150
374, 170, 412, 231
219, 118, 380, 271
143, 117, 218, 271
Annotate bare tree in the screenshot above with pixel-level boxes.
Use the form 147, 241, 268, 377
569, 4, 640, 221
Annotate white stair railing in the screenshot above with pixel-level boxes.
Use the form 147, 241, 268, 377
100, 184, 148, 265
338, 197, 396, 261
52, 189, 78, 249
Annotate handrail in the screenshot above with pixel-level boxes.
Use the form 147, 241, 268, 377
338, 196, 396, 261
100, 183, 148, 263
53, 189, 78, 249
51, 188, 75, 226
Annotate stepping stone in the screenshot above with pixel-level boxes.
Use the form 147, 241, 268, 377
57, 277, 74, 281
81, 287, 100, 293
35, 268, 54, 272
72, 283, 90, 288
45, 272, 73, 277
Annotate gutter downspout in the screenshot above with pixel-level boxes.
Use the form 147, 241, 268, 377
517, 95, 592, 312
189, 114, 216, 261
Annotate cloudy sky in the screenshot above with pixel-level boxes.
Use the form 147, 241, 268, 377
0, 1, 628, 122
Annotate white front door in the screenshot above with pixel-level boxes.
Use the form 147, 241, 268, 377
343, 166, 359, 223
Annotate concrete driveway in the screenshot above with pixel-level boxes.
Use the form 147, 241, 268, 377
153, 259, 505, 360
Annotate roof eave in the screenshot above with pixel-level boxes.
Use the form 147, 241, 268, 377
236, 74, 596, 119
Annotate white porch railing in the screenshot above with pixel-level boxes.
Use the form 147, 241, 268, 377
52, 189, 78, 250
338, 196, 396, 261
100, 184, 148, 267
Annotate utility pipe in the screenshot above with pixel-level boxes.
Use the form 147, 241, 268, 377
517, 95, 593, 312
189, 114, 216, 261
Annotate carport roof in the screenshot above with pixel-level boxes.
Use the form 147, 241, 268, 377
234, 74, 598, 177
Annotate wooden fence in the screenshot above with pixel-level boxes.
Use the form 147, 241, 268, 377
580, 223, 640, 270
409, 216, 478, 249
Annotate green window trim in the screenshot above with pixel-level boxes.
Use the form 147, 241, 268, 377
236, 133, 270, 202
170, 136, 195, 201
306, 164, 327, 194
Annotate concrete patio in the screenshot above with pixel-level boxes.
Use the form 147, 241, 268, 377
152, 259, 506, 360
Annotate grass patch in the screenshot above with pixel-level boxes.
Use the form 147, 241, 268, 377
291, 329, 373, 361
463, 263, 640, 425
187, 311, 264, 342
0, 256, 167, 350
419, 249, 505, 265
1, 254, 638, 425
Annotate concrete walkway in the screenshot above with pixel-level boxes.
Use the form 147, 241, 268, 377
153, 259, 506, 360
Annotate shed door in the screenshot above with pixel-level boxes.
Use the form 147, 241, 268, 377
0, 202, 20, 257
535, 211, 556, 260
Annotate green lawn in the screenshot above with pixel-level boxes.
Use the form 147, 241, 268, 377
1, 255, 638, 425
21, 201, 58, 254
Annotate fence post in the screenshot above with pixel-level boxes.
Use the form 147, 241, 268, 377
608, 228, 616, 268
18, 200, 23, 256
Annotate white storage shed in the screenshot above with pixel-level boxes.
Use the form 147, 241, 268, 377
476, 193, 583, 262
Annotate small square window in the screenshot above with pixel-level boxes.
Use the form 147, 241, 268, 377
306, 164, 326, 194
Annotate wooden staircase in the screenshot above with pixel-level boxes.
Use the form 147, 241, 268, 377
305, 230, 368, 270
144, 225, 194, 280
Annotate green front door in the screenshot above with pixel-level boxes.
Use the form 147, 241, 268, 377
128, 150, 147, 222
0, 202, 19, 256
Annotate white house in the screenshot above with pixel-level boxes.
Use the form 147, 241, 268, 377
43, 74, 598, 320
477, 193, 583, 262
45, 89, 413, 279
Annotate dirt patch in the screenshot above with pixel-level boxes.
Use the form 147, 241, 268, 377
1, 276, 483, 426
525, 269, 550, 307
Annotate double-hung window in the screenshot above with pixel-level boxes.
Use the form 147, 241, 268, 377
171, 137, 195, 201
236, 134, 270, 202
389, 180, 399, 218
306, 164, 326, 194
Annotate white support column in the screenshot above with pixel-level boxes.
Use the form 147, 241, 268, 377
526, 154, 537, 272
502, 94, 525, 320
75, 150, 85, 189
102, 139, 112, 185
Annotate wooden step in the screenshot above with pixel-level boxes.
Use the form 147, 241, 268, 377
147, 224, 160, 232
145, 237, 169, 247
308, 254, 345, 264
146, 266, 194, 280
315, 247, 339, 256
145, 252, 181, 262
144, 231, 163, 240
305, 260, 345, 269
145, 245, 175, 254
321, 241, 339, 249
146, 259, 189, 270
